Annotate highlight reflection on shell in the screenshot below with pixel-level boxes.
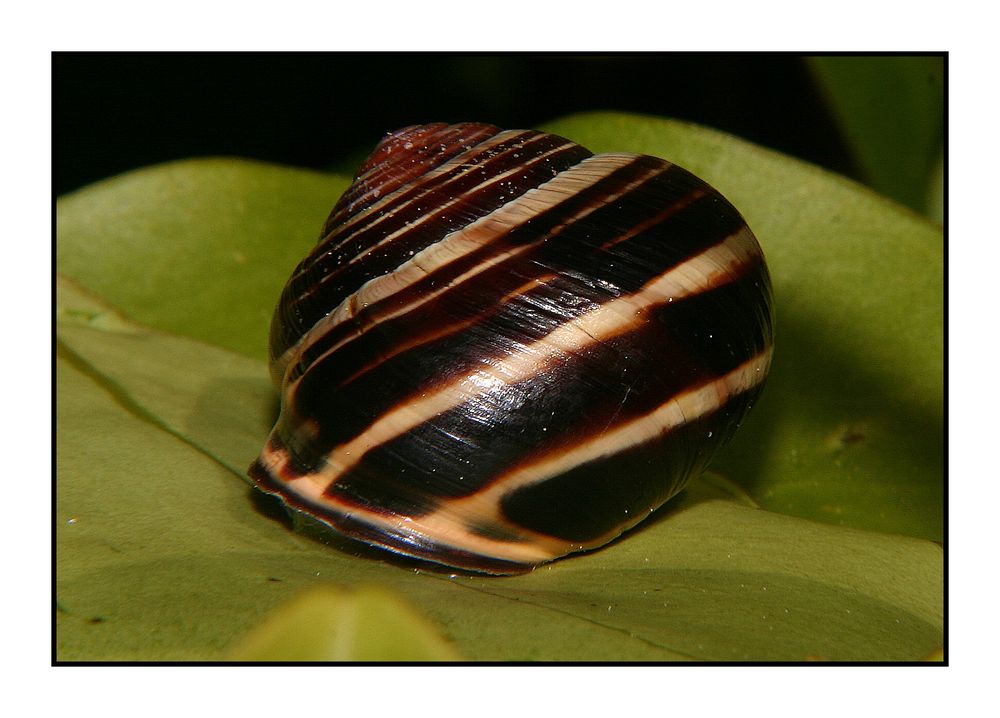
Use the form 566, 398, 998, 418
249, 122, 774, 574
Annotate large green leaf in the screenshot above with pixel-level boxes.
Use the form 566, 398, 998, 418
55, 112, 944, 661
56, 273, 940, 662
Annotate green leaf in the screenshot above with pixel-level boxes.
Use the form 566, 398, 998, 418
55, 158, 350, 359
56, 112, 943, 660
807, 56, 944, 219
226, 586, 464, 661
56, 276, 941, 661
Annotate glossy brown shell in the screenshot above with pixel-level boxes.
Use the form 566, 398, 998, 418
249, 122, 774, 574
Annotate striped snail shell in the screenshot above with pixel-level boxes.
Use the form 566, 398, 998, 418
249, 122, 774, 575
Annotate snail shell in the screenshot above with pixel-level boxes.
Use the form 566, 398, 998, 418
249, 122, 774, 574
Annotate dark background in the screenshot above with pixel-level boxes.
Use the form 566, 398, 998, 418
54, 53, 856, 196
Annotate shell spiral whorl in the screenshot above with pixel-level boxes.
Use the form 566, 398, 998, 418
250, 122, 774, 574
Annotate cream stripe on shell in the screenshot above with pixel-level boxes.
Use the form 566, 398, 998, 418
283, 223, 763, 491
295, 130, 542, 278
261, 345, 771, 565
275, 153, 663, 383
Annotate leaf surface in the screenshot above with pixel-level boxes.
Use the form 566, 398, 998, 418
56, 277, 941, 661
56, 113, 944, 660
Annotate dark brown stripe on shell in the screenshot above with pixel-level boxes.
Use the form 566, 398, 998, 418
287, 172, 754, 448
292, 135, 589, 312
497, 409, 743, 542
286, 156, 703, 385
324, 123, 503, 231
318, 270, 769, 517
313, 130, 551, 265
269, 131, 592, 363
248, 458, 534, 575
311, 131, 556, 253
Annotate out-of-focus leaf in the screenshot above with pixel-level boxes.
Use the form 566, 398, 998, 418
226, 586, 463, 661
807, 56, 944, 217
